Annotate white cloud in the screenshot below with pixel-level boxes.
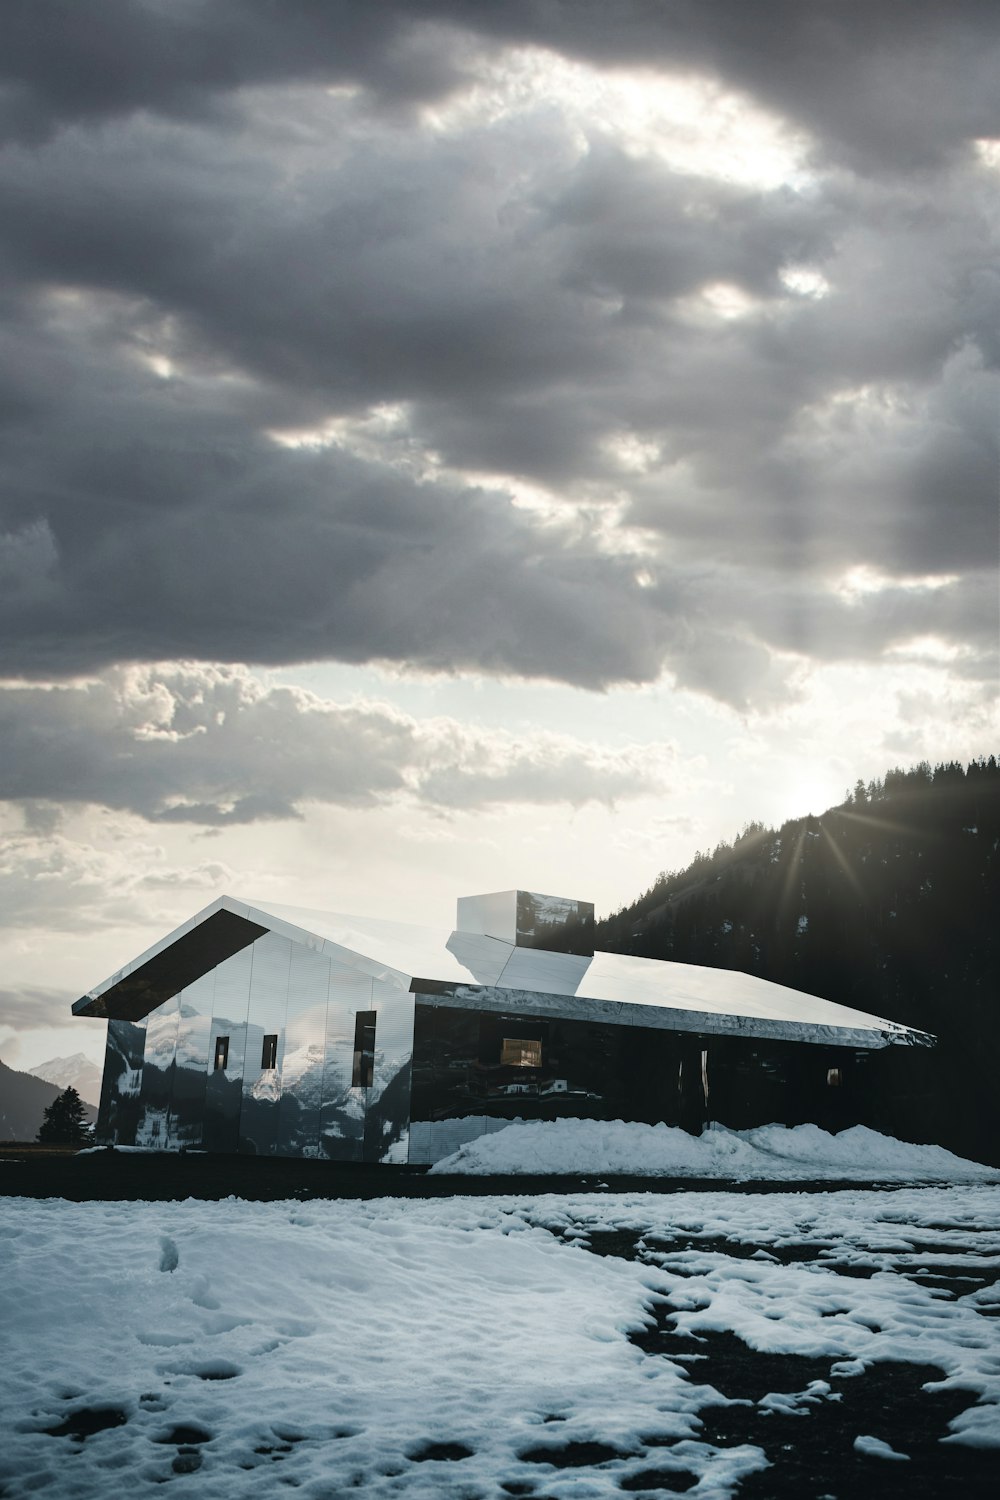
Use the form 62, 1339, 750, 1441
425, 47, 812, 189
0, 663, 675, 825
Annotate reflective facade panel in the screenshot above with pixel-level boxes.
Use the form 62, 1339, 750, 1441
318, 967, 371, 1160
406, 999, 876, 1162
515, 891, 595, 956
363, 985, 414, 1164
97, 1016, 147, 1145
170, 972, 214, 1148
135, 994, 180, 1147
204, 943, 253, 1153
276, 944, 332, 1159
407, 998, 708, 1163
455, 889, 595, 956
701, 1037, 865, 1133
240, 933, 291, 1155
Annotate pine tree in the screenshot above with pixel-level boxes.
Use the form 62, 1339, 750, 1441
36, 1087, 91, 1144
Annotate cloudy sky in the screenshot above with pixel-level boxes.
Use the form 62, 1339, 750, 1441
2, 0, 997, 1072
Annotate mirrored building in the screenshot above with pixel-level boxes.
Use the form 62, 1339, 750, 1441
74, 889, 933, 1164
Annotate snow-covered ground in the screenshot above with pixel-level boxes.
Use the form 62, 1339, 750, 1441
429, 1120, 1000, 1181
2, 1185, 999, 1496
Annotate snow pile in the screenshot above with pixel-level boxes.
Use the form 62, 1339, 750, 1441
429, 1119, 1000, 1180
854, 1434, 910, 1461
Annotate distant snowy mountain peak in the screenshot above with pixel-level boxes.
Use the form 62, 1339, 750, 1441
27, 1053, 102, 1108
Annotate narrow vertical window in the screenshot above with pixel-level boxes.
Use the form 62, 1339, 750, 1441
261, 1033, 278, 1070
213, 1035, 230, 1072
826, 1067, 842, 1087
352, 1011, 376, 1088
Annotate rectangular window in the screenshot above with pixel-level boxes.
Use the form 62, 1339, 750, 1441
501, 1037, 542, 1068
352, 1011, 377, 1089
261, 1033, 278, 1070
213, 1035, 230, 1072
826, 1067, 842, 1087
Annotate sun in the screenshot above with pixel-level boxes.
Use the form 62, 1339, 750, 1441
783, 771, 843, 820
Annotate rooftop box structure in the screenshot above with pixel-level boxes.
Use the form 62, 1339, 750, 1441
75, 890, 933, 1164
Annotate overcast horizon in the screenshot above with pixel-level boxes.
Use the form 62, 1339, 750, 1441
1, 1, 997, 1073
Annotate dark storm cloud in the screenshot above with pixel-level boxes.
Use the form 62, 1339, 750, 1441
0, 0, 996, 706
0, 0, 473, 141
5, 3, 998, 174
0, 338, 668, 687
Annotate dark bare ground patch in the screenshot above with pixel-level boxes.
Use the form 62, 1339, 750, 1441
632, 1312, 834, 1398
580, 1228, 999, 1290
156, 1424, 211, 1446
619, 1466, 700, 1492
42, 1405, 128, 1441
519, 1440, 633, 1467
561, 1226, 1000, 1499
630, 1304, 996, 1499
702, 1360, 993, 1500
409, 1441, 475, 1462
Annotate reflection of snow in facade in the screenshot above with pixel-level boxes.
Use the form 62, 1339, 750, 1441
76, 889, 932, 1165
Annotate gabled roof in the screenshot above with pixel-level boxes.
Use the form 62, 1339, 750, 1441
73, 894, 933, 1049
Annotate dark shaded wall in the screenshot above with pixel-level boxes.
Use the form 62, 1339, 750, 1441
408, 1000, 870, 1162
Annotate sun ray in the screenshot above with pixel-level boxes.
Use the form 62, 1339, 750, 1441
819, 823, 867, 902
776, 823, 809, 929
832, 808, 922, 839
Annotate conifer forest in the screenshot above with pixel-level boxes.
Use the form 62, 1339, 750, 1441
597, 759, 1000, 1166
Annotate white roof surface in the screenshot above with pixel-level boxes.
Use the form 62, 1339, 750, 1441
76, 894, 929, 1049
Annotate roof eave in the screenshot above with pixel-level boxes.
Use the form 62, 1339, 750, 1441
411, 980, 936, 1048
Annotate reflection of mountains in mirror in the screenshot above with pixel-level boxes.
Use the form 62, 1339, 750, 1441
105, 1021, 146, 1098
279, 1041, 325, 1090
515, 892, 594, 956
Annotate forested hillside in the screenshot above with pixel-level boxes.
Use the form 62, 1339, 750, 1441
597, 758, 1000, 1165
0, 1059, 98, 1142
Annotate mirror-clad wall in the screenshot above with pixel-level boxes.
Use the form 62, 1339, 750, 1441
409, 999, 634, 1164
239, 934, 293, 1155
319, 967, 370, 1160
97, 1016, 148, 1145
408, 999, 873, 1163
276, 943, 335, 1158
134, 994, 180, 1146
365, 980, 414, 1164
170, 971, 215, 1148
204, 942, 254, 1153
98, 930, 416, 1160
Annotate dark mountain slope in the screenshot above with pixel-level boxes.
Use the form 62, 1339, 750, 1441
0, 1059, 98, 1142
597, 758, 1000, 1165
